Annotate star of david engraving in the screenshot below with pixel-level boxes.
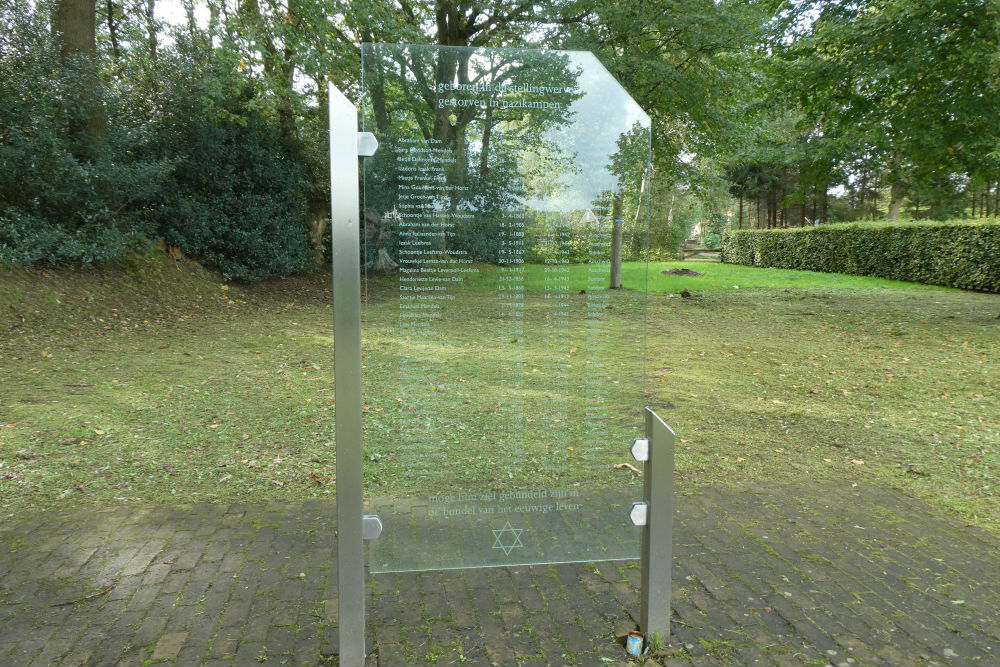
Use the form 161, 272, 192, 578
491, 521, 524, 556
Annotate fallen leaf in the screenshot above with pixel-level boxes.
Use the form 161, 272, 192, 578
851, 459, 865, 465
93, 429, 105, 435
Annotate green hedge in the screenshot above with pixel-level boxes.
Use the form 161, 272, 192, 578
721, 221, 1000, 293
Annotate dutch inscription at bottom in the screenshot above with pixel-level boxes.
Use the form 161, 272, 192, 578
427, 488, 582, 517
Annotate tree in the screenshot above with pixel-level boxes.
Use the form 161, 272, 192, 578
52, 0, 105, 158
790, 0, 1000, 219
360, 43, 581, 265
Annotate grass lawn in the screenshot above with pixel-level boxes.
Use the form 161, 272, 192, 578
637, 261, 952, 293
1, 256, 998, 535
396, 261, 950, 294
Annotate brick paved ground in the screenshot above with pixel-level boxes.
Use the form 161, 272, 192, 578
1, 481, 998, 666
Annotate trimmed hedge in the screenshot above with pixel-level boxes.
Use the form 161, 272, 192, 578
721, 221, 1000, 293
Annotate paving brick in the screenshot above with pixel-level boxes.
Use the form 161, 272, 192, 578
2, 484, 999, 667
150, 632, 187, 661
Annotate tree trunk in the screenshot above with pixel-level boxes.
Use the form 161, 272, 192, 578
208, 0, 220, 45
54, 0, 96, 59
479, 103, 493, 178
144, 0, 157, 62
367, 56, 391, 135
738, 196, 743, 229
105, 0, 121, 70
276, 0, 298, 145
609, 194, 623, 289
181, 0, 198, 46
309, 216, 328, 267
52, 0, 104, 159
667, 192, 676, 257
887, 180, 905, 220
811, 185, 817, 225
629, 165, 648, 256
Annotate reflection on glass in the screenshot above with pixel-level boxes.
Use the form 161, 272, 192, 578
360, 44, 650, 573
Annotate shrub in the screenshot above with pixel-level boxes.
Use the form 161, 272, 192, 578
0, 5, 163, 266
143, 52, 312, 281
703, 232, 722, 249
721, 221, 1000, 293
1, 15, 313, 281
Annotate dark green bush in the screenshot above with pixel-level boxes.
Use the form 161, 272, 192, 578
0, 4, 163, 265
1, 9, 313, 281
721, 221, 1000, 293
142, 52, 312, 281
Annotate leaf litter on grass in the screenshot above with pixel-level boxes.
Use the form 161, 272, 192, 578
1, 260, 998, 535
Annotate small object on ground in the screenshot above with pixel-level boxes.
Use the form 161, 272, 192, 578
626, 631, 645, 656
51, 584, 114, 607
680, 289, 692, 298
614, 462, 642, 476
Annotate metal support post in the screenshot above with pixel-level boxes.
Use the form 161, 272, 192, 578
329, 82, 378, 667
629, 407, 675, 640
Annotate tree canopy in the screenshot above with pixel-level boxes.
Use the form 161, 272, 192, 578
2, 0, 998, 276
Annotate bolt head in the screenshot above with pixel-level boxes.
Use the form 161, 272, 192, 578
630, 437, 649, 462
629, 501, 648, 526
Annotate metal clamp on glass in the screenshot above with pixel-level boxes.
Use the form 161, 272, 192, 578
630, 437, 649, 462
362, 514, 383, 540
357, 132, 378, 157
629, 501, 648, 526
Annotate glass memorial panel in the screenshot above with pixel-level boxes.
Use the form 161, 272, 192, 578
360, 43, 650, 573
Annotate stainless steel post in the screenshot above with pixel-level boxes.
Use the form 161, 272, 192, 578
329, 82, 365, 667
640, 407, 675, 639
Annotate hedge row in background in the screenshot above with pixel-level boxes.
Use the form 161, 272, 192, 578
721, 221, 1000, 293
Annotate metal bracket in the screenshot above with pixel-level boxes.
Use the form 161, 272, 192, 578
362, 514, 383, 540
330, 83, 371, 667
634, 408, 675, 640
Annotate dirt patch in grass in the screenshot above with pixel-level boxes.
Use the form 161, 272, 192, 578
661, 268, 702, 276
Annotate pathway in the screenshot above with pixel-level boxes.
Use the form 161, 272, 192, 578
1, 481, 997, 666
